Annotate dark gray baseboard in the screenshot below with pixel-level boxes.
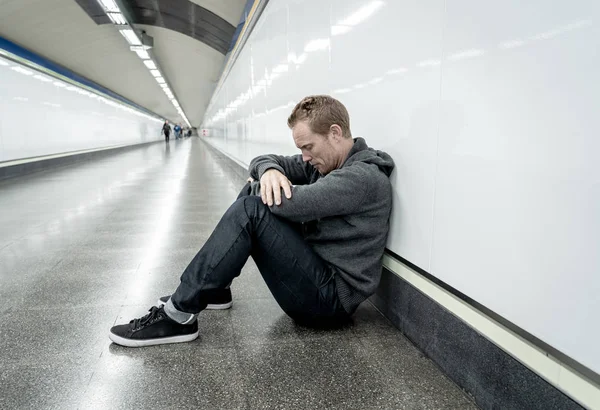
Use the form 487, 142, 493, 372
0, 141, 162, 181
370, 267, 584, 410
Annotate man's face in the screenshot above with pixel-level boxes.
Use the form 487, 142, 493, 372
292, 120, 339, 175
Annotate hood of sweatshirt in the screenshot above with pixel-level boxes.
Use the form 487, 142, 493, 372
343, 137, 395, 177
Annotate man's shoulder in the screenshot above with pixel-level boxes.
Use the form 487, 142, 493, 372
338, 160, 389, 179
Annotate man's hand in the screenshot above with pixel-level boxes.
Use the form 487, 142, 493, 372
260, 169, 292, 206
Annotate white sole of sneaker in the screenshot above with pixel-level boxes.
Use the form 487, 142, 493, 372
207, 301, 233, 310
108, 330, 199, 347
156, 299, 233, 310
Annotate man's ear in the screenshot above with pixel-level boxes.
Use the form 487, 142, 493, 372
329, 124, 343, 141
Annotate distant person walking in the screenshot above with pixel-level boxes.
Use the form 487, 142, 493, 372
174, 124, 182, 140
162, 121, 171, 143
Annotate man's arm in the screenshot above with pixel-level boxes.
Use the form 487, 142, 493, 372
268, 164, 370, 223
249, 154, 313, 185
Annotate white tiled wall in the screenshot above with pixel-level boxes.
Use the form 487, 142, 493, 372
0, 56, 163, 162
201, 0, 600, 375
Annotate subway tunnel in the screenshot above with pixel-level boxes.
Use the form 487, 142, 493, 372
0, 0, 599, 409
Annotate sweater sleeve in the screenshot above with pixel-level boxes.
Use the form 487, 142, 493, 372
268, 164, 370, 222
248, 154, 313, 185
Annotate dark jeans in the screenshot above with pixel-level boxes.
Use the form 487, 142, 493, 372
171, 183, 349, 324
165, 133, 170, 142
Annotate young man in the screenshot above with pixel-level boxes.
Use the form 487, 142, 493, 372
109, 95, 395, 347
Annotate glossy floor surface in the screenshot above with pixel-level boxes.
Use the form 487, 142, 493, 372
0, 139, 476, 409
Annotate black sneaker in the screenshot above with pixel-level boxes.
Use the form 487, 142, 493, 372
109, 306, 198, 347
157, 288, 233, 310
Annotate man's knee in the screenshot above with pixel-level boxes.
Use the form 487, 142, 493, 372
231, 195, 268, 219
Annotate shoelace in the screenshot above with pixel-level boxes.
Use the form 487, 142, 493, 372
130, 306, 163, 329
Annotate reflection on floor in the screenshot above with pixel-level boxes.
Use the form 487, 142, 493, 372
0, 139, 476, 409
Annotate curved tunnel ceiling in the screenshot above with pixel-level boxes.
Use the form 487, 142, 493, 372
75, 0, 237, 54
0, 0, 246, 127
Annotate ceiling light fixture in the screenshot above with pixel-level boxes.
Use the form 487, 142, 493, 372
134, 49, 150, 59
98, 0, 119, 13
97, 0, 190, 128
143, 60, 157, 70
107, 12, 127, 25
119, 29, 141, 46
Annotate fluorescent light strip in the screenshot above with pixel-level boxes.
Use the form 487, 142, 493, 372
155, 76, 165, 84
150, 69, 161, 77
119, 29, 141, 46
143, 60, 156, 69
98, 0, 119, 13
107, 12, 127, 25
135, 49, 150, 59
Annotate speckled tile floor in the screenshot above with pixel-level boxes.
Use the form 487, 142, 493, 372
0, 139, 477, 409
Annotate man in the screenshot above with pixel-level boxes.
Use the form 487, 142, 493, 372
109, 95, 395, 347
174, 123, 182, 139
162, 120, 171, 142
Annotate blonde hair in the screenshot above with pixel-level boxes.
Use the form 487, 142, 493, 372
287, 95, 352, 138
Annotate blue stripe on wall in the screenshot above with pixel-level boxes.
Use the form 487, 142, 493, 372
227, 0, 256, 54
0, 36, 162, 119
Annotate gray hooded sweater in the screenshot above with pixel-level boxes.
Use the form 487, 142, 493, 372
248, 137, 395, 314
